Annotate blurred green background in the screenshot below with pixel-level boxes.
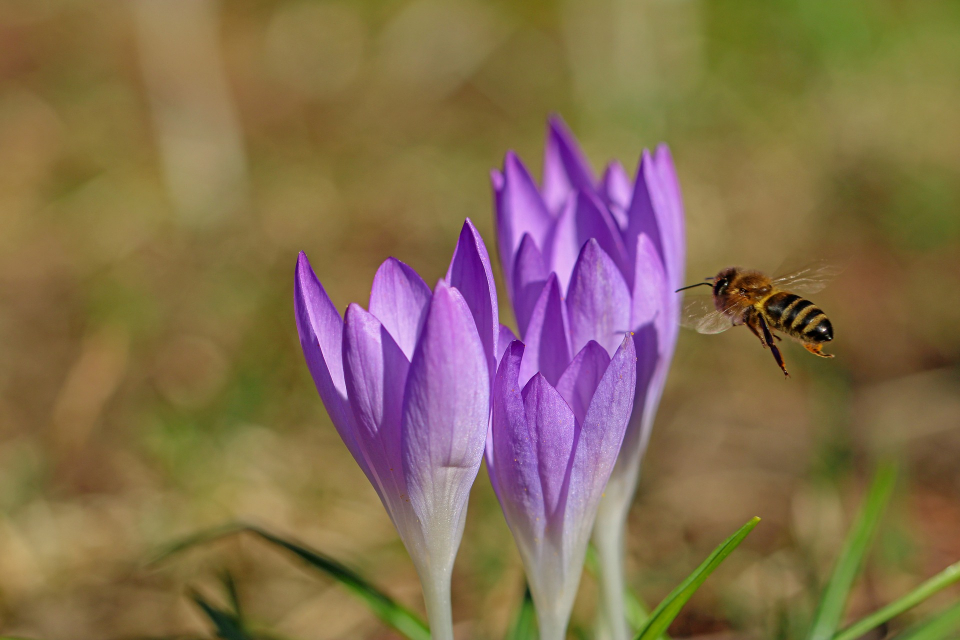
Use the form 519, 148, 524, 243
0, 0, 958, 637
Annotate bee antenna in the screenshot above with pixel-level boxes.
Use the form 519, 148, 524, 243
675, 282, 713, 293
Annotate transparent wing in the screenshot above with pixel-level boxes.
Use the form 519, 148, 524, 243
771, 259, 846, 295
680, 296, 735, 334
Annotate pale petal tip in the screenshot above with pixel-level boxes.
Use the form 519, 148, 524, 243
619, 331, 637, 355
343, 301, 366, 322
371, 255, 426, 295
296, 250, 312, 277
491, 167, 504, 186
461, 217, 479, 237
294, 250, 320, 303
547, 114, 588, 159
504, 149, 529, 176
547, 113, 571, 136
501, 339, 525, 368
432, 277, 451, 295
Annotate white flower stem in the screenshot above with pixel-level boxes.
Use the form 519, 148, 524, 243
536, 607, 571, 640
419, 565, 455, 640
593, 496, 631, 640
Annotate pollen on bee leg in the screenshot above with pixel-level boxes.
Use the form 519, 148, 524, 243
803, 342, 834, 358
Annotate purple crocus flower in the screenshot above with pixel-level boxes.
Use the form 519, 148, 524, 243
492, 117, 685, 639
489, 336, 637, 640
294, 219, 498, 640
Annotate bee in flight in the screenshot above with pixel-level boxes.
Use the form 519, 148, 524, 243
677, 261, 841, 377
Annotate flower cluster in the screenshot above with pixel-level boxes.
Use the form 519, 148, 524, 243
492, 117, 685, 639
295, 118, 684, 640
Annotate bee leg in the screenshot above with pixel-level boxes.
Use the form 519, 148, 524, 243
745, 314, 769, 347
757, 315, 790, 378
803, 342, 835, 358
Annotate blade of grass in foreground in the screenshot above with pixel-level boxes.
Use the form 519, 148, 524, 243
807, 462, 898, 640
891, 601, 960, 640
624, 587, 654, 633
192, 590, 254, 640
221, 570, 245, 627
833, 559, 960, 640
633, 516, 761, 640
244, 526, 431, 640
149, 522, 250, 565
154, 523, 430, 640
504, 585, 537, 640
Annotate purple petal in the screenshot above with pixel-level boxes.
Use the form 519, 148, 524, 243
600, 160, 631, 230
565, 240, 632, 357
401, 281, 489, 529
631, 322, 663, 422
343, 304, 409, 499
566, 334, 637, 532
601, 160, 632, 212
522, 373, 577, 529
491, 167, 504, 191
294, 253, 368, 476
653, 145, 686, 290
615, 324, 662, 486
497, 324, 517, 363
446, 219, 500, 378
573, 190, 630, 286
519, 274, 571, 388
555, 341, 611, 426
495, 152, 554, 286
369, 258, 431, 360
491, 341, 545, 542
511, 234, 548, 337
543, 196, 579, 294
623, 150, 667, 278
544, 190, 629, 293
630, 233, 667, 333
485, 328, 519, 498
542, 115, 595, 213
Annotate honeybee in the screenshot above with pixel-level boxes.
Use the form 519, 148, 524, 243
677, 261, 842, 377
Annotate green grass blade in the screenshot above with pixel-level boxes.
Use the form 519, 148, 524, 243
807, 463, 898, 640
192, 590, 254, 640
891, 601, 960, 640
152, 523, 430, 640
633, 516, 761, 640
834, 560, 960, 640
624, 587, 651, 631
244, 526, 430, 640
220, 570, 244, 623
624, 587, 673, 639
505, 585, 537, 640
148, 522, 250, 566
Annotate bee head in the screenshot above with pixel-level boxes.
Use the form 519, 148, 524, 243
713, 267, 739, 298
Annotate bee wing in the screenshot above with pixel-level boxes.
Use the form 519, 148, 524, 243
771, 259, 846, 295
680, 296, 734, 334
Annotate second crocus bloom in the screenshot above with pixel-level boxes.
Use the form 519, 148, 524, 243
489, 335, 637, 640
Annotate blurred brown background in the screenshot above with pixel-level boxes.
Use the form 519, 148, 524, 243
0, 0, 958, 637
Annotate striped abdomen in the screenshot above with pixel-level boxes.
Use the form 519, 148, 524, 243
762, 292, 833, 343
